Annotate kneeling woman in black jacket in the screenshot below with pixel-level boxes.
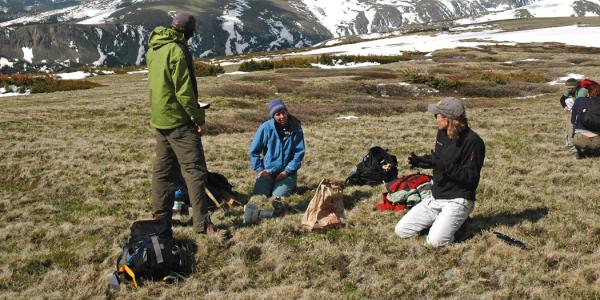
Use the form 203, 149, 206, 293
395, 97, 485, 247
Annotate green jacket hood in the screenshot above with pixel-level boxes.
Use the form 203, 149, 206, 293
149, 26, 186, 50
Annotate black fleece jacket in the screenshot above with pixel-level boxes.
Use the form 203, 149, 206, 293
432, 127, 485, 201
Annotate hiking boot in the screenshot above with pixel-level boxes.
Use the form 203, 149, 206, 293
200, 223, 220, 236
200, 224, 232, 240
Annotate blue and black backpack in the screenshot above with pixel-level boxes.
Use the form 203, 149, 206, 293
109, 219, 190, 289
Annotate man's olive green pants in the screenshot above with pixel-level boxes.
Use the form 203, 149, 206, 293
152, 124, 210, 233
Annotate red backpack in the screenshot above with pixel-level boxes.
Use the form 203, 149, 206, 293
385, 173, 431, 193
579, 79, 599, 90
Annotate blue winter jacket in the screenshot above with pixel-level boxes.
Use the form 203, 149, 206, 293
249, 116, 305, 175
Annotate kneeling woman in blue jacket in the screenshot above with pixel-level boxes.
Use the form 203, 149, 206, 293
249, 99, 306, 197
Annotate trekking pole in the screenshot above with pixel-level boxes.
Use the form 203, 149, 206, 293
204, 187, 222, 208
493, 231, 527, 249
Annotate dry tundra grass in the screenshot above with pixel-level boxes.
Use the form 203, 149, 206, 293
1, 43, 600, 299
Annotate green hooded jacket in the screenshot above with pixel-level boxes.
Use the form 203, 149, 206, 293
146, 26, 204, 129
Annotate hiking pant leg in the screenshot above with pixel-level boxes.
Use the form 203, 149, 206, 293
394, 195, 438, 239
272, 173, 297, 197
564, 117, 576, 153
166, 124, 210, 233
573, 133, 600, 151
253, 175, 274, 197
426, 198, 474, 248
152, 129, 179, 222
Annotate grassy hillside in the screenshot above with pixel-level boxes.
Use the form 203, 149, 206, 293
1, 42, 600, 298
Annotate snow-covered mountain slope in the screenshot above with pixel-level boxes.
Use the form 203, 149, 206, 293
457, 0, 600, 24
0, 0, 147, 26
1, 0, 599, 72
294, 0, 530, 37
298, 24, 600, 57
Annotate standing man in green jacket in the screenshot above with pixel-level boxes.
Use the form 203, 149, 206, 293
147, 12, 216, 235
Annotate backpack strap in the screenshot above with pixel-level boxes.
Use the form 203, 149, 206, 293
174, 42, 198, 100
151, 236, 164, 264
108, 271, 121, 290
119, 264, 139, 288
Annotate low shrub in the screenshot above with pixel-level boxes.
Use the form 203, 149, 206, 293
239, 58, 316, 72
31, 77, 103, 93
401, 71, 461, 90
316, 54, 411, 66
273, 57, 315, 69
239, 60, 275, 72
0, 73, 103, 94
476, 71, 549, 84
194, 61, 225, 77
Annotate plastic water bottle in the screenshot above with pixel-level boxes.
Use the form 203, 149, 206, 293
172, 187, 185, 213
172, 201, 183, 213
174, 187, 184, 200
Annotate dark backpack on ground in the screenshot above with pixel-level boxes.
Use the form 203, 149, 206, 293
345, 146, 398, 186
109, 220, 189, 289
581, 96, 600, 132
174, 171, 242, 210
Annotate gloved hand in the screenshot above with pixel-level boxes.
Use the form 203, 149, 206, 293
408, 152, 433, 169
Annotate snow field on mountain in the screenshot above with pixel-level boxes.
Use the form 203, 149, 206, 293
457, 0, 600, 24
299, 25, 600, 56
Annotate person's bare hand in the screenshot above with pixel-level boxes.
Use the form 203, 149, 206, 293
276, 171, 288, 181
197, 123, 208, 136
259, 170, 271, 178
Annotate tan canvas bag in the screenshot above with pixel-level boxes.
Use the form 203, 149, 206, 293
301, 179, 345, 231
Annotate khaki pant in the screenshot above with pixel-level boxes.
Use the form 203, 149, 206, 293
573, 132, 600, 150
152, 124, 210, 233
564, 116, 577, 154
395, 195, 474, 247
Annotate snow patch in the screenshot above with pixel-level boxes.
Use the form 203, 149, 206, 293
135, 26, 146, 65
548, 73, 586, 85
513, 93, 549, 100
56, 71, 91, 80
336, 115, 359, 120
0, 85, 30, 97
93, 45, 107, 66
1, 0, 147, 27
457, 0, 600, 25
127, 69, 148, 74
266, 20, 295, 50
301, 26, 600, 57
218, 71, 249, 77
220, 0, 251, 55
22, 47, 33, 63
312, 62, 380, 69
0, 57, 14, 68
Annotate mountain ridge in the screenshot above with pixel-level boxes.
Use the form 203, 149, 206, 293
1, 0, 599, 72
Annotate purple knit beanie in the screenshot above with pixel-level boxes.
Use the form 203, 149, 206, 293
267, 99, 287, 117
